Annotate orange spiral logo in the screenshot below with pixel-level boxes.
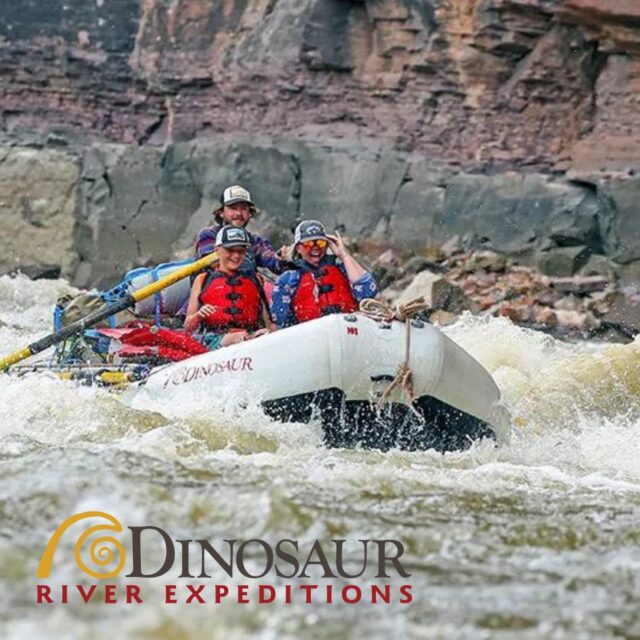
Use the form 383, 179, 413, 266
37, 511, 126, 579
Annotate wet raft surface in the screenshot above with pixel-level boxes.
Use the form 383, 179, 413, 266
263, 391, 495, 453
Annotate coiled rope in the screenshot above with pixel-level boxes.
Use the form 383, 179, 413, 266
359, 297, 429, 413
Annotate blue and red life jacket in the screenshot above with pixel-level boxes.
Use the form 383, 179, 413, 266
198, 270, 268, 332
291, 259, 358, 324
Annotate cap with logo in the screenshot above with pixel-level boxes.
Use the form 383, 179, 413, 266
215, 225, 251, 248
294, 220, 328, 244
220, 185, 253, 207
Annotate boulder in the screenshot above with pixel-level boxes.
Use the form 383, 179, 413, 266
9, 264, 61, 280
375, 248, 403, 268
401, 255, 446, 277
460, 250, 507, 273
535, 246, 590, 276
371, 264, 403, 292
394, 270, 473, 314
600, 292, 640, 337
549, 275, 609, 295
614, 260, 640, 287
554, 294, 582, 311
553, 309, 587, 330
429, 310, 458, 327
578, 254, 613, 277
532, 306, 558, 327
440, 235, 462, 258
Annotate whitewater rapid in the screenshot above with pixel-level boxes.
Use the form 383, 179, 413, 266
1, 274, 639, 639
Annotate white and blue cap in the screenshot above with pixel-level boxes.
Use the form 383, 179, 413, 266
294, 220, 327, 244
215, 225, 251, 248
220, 185, 253, 207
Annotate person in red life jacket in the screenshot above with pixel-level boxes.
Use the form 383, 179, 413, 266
185, 225, 273, 350
194, 185, 290, 276
271, 220, 378, 328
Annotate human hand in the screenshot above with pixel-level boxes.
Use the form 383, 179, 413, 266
221, 331, 248, 346
327, 231, 347, 259
197, 304, 216, 319
276, 244, 295, 262
249, 328, 270, 339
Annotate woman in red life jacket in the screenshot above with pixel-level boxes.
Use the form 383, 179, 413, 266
185, 226, 273, 350
271, 220, 378, 328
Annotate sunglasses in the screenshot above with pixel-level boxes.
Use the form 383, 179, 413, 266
300, 239, 328, 250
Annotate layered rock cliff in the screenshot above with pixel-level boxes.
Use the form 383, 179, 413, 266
0, 0, 639, 286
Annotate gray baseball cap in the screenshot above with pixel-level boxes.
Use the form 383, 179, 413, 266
294, 220, 327, 244
215, 225, 251, 248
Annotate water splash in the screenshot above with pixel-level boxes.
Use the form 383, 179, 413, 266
1, 276, 639, 638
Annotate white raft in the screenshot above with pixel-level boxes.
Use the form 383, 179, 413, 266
133, 313, 510, 452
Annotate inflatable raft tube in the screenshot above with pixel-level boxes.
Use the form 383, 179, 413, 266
133, 313, 510, 452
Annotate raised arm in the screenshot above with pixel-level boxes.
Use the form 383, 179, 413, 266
328, 232, 366, 283
184, 273, 206, 333
253, 235, 291, 275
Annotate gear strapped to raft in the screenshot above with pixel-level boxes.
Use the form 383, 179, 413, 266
51, 259, 210, 366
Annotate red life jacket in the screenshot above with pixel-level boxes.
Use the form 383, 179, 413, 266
198, 270, 266, 331
292, 262, 358, 324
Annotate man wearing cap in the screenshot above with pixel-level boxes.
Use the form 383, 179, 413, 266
194, 185, 289, 276
185, 225, 272, 349
271, 220, 378, 329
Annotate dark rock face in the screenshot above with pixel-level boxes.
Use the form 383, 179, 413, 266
0, 147, 79, 278
76, 143, 219, 289
0, 0, 145, 141
1, 0, 640, 287
172, 140, 302, 254
597, 178, 640, 264
3, 135, 640, 288
60, 137, 637, 288
296, 142, 408, 236
433, 174, 604, 256
389, 160, 446, 250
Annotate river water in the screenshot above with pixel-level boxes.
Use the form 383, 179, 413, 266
1, 274, 639, 639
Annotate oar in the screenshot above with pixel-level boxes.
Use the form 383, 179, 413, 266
0, 252, 218, 371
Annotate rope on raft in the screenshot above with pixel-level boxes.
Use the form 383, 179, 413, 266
358, 297, 430, 414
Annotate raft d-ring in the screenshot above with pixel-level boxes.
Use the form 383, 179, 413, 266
411, 320, 425, 328
343, 315, 358, 323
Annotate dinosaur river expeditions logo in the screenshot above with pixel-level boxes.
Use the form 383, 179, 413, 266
36, 512, 413, 605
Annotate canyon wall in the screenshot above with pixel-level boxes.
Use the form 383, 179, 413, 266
0, 0, 638, 286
